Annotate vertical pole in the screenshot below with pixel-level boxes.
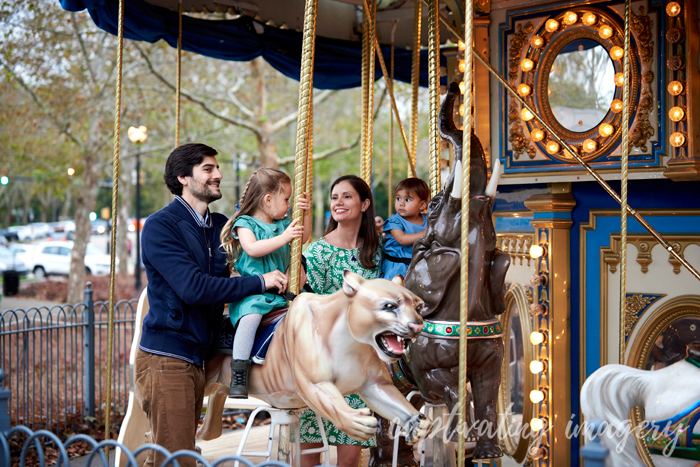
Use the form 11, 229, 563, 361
135, 150, 142, 292
619, 0, 630, 364
0, 369, 10, 462
175, 1, 182, 147
410, 0, 422, 176
84, 282, 95, 419
427, 0, 441, 196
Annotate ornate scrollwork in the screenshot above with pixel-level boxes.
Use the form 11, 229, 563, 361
629, 7, 655, 153
507, 23, 535, 159
602, 234, 700, 275
624, 293, 664, 342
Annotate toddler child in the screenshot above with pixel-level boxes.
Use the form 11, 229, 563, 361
220, 168, 310, 397
381, 177, 430, 280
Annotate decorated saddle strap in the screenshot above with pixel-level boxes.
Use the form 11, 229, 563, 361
421, 319, 502, 339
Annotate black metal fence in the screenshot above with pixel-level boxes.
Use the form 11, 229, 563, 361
0, 283, 138, 434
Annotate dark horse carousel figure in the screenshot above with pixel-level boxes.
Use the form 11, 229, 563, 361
370, 82, 510, 466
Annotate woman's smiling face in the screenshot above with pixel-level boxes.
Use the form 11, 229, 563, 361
330, 180, 369, 224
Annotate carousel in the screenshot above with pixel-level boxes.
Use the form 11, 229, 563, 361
60, 0, 700, 466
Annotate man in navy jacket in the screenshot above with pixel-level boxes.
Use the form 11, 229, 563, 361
134, 143, 287, 467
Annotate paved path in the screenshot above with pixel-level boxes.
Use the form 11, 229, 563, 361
1, 296, 64, 312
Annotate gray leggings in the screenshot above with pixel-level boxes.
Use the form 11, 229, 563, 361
232, 313, 262, 360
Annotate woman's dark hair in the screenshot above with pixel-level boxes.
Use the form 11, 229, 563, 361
325, 175, 379, 270
163, 143, 218, 196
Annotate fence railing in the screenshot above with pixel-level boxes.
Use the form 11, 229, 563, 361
0, 283, 138, 434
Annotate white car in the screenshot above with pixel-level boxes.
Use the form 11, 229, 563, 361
30, 241, 116, 277
0, 245, 29, 274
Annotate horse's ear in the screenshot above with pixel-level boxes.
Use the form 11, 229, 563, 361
342, 270, 364, 297
391, 274, 405, 287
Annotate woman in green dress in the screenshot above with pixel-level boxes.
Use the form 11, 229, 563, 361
300, 175, 383, 467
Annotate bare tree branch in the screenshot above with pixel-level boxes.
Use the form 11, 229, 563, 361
0, 57, 84, 150
278, 86, 387, 165
270, 89, 334, 133
71, 12, 98, 88
226, 76, 254, 118
133, 42, 262, 137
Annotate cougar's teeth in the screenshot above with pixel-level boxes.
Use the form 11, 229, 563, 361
397, 336, 403, 343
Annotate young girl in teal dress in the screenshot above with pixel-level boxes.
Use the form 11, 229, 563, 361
220, 168, 310, 397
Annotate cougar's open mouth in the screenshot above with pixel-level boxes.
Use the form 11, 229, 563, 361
376, 332, 411, 358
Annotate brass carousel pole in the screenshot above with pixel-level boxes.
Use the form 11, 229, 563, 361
458, 0, 473, 465
289, 0, 317, 295
389, 20, 397, 217
619, 0, 631, 363
361, 4, 369, 180
364, 0, 377, 186
410, 0, 422, 177
105, 0, 125, 445
175, 1, 182, 146
427, 0, 441, 196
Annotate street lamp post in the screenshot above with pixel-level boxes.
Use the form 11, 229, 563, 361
128, 125, 148, 292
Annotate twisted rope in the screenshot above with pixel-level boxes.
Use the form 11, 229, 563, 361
364, 0, 376, 186
105, 0, 124, 446
175, 1, 182, 146
289, 0, 317, 295
389, 20, 396, 217
360, 6, 369, 179
427, 0, 441, 196
410, 0, 421, 177
458, 0, 473, 465
619, 0, 630, 363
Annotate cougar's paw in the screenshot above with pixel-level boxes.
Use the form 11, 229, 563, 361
345, 408, 378, 442
473, 439, 503, 459
404, 413, 431, 445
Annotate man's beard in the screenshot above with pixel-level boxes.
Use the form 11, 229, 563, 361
189, 180, 222, 204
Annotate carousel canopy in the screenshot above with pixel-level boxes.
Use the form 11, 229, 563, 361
61, 0, 449, 90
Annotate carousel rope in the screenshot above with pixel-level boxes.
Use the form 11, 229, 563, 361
105, 0, 125, 445
364, 0, 376, 186
389, 20, 396, 217
175, 1, 182, 146
410, 0, 421, 176
619, 0, 630, 363
434, 12, 700, 282
458, 0, 473, 465
360, 5, 368, 180
305, 18, 316, 246
290, 0, 317, 295
427, 0, 441, 196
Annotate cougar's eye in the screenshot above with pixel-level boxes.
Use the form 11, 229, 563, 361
383, 302, 398, 313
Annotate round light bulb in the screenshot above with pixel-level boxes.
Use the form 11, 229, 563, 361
521, 108, 535, 121
459, 104, 465, 116
517, 83, 532, 96
582, 12, 597, 26
67, 167, 75, 176
668, 80, 684, 96
545, 19, 560, 32
530, 35, 544, 48
521, 58, 535, 72
611, 99, 624, 113
614, 72, 625, 86
670, 132, 686, 147
599, 24, 614, 39
666, 2, 681, 17
530, 418, 545, 431
599, 123, 615, 137
546, 141, 560, 154
610, 46, 624, 60
458, 40, 466, 51
531, 128, 546, 142
530, 390, 545, 404
669, 106, 685, 122
459, 81, 466, 95
529, 245, 544, 258
458, 60, 466, 73
530, 331, 545, 345
563, 11, 578, 25
583, 139, 598, 153
530, 360, 545, 374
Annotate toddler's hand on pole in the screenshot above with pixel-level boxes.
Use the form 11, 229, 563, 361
297, 192, 310, 212
283, 218, 305, 243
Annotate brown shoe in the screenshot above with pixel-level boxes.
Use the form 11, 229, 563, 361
229, 359, 251, 398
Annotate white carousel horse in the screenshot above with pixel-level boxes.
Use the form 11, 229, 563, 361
580, 349, 700, 467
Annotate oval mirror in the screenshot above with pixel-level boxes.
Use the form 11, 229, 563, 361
548, 38, 616, 132
644, 316, 700, 370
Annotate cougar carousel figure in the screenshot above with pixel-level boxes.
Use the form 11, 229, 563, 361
370, 82, 511, 466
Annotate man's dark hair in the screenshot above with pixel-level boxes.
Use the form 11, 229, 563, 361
163, 143, 218, 195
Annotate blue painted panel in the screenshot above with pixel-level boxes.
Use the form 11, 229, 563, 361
495, 216, 535, 232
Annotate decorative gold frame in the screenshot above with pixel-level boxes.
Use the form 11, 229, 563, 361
498, 283, 535, 463
625, 295, 700, 467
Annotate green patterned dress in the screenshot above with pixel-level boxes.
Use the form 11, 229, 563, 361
299, 237, 383, 446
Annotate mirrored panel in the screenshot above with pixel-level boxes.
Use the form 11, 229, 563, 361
644, 316, 700, 370
507, 306, 525, 432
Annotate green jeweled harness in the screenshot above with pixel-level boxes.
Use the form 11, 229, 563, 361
421, 318, 503, 339
644, 357, 700, 461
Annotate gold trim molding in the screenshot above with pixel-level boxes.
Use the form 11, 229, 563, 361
497, 232, 536, 267
602, 233, 700, 275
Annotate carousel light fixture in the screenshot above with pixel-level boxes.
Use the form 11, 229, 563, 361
458, 60, 466, 73
530, 303, 548, 316
669, 106, 685, 122
531, 128, 546, 142
530, 390, 546, 404
583, 139, 598, 153
562, 11, 578, 25
530, 331, 546, 345
545, 19, 560, 32
668, 80, 684, 96
517, 83, 532, 96
610, 46, 624, 60
459, 104, 465, 116
530, 360, 546, 374
529, 446, 548, 460
529, 244, 545, 258
582, 12, 597, 26
611, 99, 624, 113
459, 81, 466, 94
614, 72, 625, 86
521, 58, 535, 72
458, 40, 466, 50
546, 141, 560, 154
670, 132, 686, 147
666, 2, 681, 17
599, 123, 615, 137
530, 35, 545, 48
599, 24, 614, 39
521, 108, 535, 121
530, 417, 546, 432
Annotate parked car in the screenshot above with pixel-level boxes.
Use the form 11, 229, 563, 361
29, 241, 116, 277
0, 229, 19, 242
91, 219, 110, 235
6, 225, 34, 241
0, 245, 29, 274
29, 222, 52, 238
8, 244, 36, 270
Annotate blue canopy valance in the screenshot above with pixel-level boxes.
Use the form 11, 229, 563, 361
61, 0, 447, 90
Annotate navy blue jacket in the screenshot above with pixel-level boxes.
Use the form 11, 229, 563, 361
139, 199, 264, 366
